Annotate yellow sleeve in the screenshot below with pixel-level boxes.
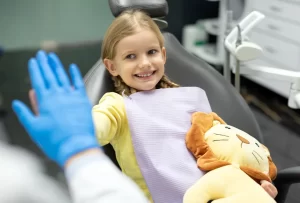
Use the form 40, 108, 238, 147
92, 92, 126, 145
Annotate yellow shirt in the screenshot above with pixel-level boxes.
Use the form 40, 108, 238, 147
92, 92, 153, 202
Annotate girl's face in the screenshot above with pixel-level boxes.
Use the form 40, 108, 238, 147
104, 29, 166, 92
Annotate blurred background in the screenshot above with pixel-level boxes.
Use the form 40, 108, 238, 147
0, 0, 300, 202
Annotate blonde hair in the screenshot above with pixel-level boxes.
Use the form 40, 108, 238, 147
101, 9, 179, 95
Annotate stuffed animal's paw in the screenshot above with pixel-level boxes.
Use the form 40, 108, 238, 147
260, 180, 278, 199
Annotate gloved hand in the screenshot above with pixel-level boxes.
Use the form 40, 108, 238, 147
12, 50, 99, 167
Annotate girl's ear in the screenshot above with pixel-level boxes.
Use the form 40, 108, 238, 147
161, 47, 167, 64
104, 58, 118, 76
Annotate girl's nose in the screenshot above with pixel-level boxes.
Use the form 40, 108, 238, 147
138, 55, 151, 68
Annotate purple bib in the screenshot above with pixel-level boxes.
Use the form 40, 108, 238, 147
123, 87, 212, 203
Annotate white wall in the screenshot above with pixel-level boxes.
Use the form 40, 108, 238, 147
0, 0, 114, 50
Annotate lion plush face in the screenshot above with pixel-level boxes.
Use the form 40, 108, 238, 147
205, 123, 270, 175
186, 112, 277, 182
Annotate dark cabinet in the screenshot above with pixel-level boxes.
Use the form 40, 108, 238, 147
164, 0, 219, 42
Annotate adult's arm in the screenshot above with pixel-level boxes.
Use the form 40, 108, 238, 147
65, 149, 148, 203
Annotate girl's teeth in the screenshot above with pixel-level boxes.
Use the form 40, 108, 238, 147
137, 73, 152, 77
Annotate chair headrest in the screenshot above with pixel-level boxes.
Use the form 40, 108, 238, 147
108, 0, 168, 18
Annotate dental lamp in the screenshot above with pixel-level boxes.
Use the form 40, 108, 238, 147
224, 11, 300, 109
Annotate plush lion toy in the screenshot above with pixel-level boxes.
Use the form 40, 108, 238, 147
183, 112, 277, 203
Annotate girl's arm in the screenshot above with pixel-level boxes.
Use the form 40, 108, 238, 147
92, 92, 126, 145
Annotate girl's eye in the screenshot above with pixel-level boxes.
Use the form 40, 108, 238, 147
148, 49, 157, 55
126, 54, 135, 59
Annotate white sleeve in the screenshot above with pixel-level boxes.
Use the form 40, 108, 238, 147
65, 152, 148, 203
0, 142, 71, 203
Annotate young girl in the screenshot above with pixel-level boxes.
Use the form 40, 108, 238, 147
91, 9, 277, 203
29, 9, 277, 203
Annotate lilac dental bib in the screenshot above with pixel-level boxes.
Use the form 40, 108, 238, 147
123, 87, 212, 203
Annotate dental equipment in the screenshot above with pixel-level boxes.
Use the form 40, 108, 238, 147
225, 11, 300, 109
223, 0, 234, 83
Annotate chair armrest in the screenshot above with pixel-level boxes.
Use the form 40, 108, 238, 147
275, 166, 300, 185
274, 166, 300, 203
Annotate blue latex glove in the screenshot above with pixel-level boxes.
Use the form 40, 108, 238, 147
12, 50, 99, 167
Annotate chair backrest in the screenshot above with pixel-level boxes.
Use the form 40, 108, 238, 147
84, 58, 121, 167
84, 32, 264, 156
108, 0, 169, 18
162, 33, 263, 142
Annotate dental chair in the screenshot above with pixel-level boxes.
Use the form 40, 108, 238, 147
84, 0, 300, 202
